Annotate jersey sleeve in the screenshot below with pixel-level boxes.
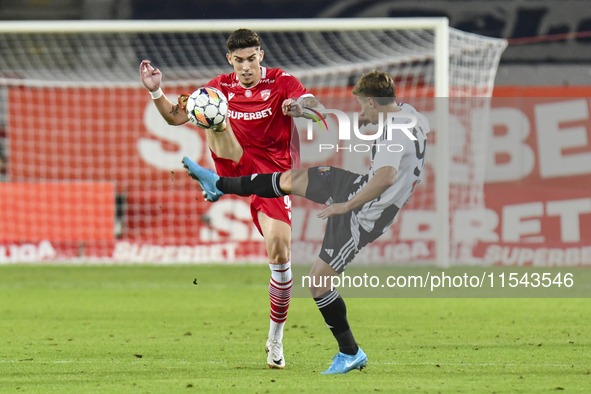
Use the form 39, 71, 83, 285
205, 75, 222, 89
278, 72, 312, 101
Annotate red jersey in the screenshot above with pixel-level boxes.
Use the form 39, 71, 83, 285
206, 67, 311, 173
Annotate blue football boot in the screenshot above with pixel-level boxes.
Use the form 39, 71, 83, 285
321, 348, 367, 374
182, 157, 223, 202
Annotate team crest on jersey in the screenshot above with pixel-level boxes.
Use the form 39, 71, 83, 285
261, 89, 271, 101
228, 92, 235, 101
244, 90, 252, 98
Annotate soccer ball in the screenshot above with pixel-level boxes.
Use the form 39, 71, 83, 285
185, 87, 228, 129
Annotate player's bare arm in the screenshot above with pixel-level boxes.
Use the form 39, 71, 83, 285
317, 166, 397, 219
281, 97, 325, 119
299, 96, 322, 109
140, 59, 190, 126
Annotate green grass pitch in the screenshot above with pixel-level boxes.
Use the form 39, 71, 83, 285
0, 265, 589, 393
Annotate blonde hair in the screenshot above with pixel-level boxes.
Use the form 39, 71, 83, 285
352, 71, 396, 105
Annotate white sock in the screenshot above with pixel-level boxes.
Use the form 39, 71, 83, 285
268, 261, 292, 342
268, 320, 285, 342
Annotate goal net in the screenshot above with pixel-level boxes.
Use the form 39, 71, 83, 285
0, 19, 507, 264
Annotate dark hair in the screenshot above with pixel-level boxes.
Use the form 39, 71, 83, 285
226, 28, 261, 53
352, 71, 396, 105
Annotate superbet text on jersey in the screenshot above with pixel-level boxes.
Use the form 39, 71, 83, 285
206, 67, 312, 172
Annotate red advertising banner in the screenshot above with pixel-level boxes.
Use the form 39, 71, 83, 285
5, 86, 267, 262
0, 182, 114, 242
3, 86, 591, 265
477, 90, 591, 266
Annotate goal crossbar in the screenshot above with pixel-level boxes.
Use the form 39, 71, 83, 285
0, 18, 449, 34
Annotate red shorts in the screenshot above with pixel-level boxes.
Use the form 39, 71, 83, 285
212, 150, 291, 235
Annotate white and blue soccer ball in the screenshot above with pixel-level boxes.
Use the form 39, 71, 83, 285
186, 87, 228, 129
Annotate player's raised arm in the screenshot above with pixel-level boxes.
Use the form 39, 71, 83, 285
139, 60, 190, 126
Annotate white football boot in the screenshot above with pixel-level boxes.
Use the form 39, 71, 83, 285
265, 339, 285, 369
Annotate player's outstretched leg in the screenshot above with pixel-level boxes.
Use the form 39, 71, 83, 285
182, 157, 224, 202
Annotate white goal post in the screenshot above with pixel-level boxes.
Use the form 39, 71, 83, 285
0, 18, 506, 265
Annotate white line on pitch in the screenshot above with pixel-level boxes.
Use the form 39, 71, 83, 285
0, 360, 586, 368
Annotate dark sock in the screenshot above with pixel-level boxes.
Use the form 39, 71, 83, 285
216, 172, 285, 198
314, 289, 359, 355
334, 329, 358, 355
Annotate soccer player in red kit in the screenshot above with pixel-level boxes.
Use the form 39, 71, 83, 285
139, 28, 323, 369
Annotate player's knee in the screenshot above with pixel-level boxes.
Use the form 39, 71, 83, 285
308, 281, 326, 298
307, 261, 337, 297
279, 170, 291, 194
287, 168, 308, 196
267, 239, 290, 264
308, 278, 330, 298
306, 266, 322, 297
269, 250, 290, 264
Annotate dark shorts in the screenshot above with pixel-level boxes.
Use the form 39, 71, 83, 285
306, 166, 398, 274
306, 167, 399, 274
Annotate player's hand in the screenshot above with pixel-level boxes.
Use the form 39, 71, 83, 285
358, 111, 371, 127
282, 99, 304, 117
317, 202, 350, 219
140, 60, 162, 92
212, 121, 227, 132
